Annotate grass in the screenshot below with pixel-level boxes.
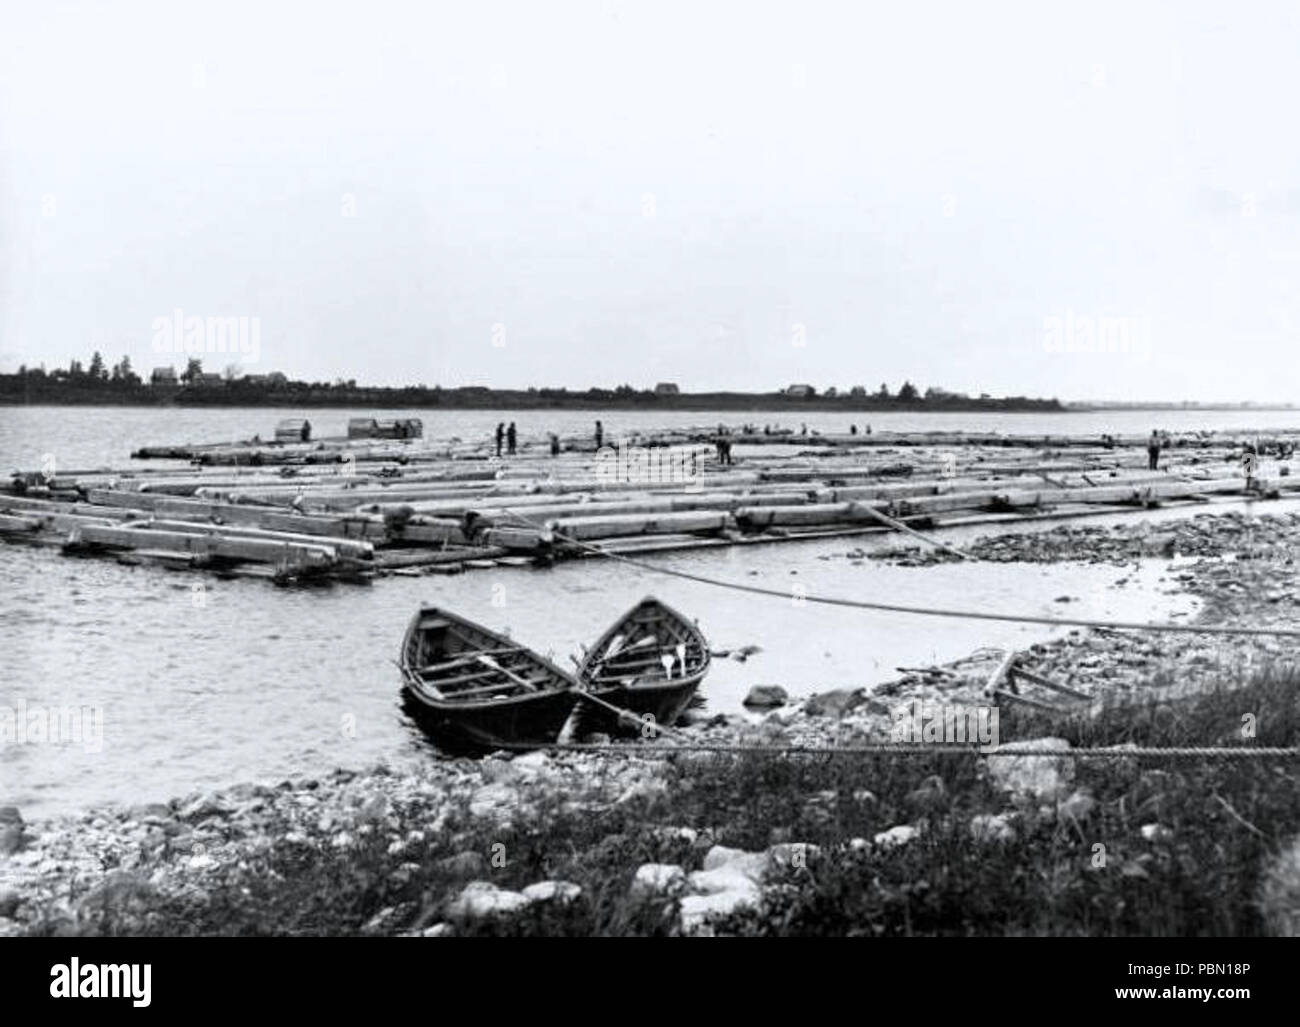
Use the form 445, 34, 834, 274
31, 663, 1300, 937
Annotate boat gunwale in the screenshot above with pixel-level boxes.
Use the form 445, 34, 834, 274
577, 595, 711, 690
400, 605, 576, 710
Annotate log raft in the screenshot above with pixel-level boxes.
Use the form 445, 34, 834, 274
5, 422, 1297, 582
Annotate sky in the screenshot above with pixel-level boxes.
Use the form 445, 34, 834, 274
1, 0, 1298, 401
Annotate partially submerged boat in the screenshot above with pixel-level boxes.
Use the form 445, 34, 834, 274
399, 607, 578, 752
575, 596, 711, 735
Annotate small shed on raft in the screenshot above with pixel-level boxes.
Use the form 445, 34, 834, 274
347, 417, 423, 439
275, 418, 312, 443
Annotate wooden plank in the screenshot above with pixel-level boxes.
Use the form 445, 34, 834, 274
984, 651, 1018, 696
1011, 666, 1091, 701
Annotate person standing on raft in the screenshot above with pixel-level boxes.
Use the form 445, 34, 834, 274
494, 422, 505, 457
1147, 430, 1162, 471
507, 422, 517, 455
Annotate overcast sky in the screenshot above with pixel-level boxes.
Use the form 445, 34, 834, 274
2, 1, 1298, 401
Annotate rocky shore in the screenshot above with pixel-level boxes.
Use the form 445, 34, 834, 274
4, 507, 1300, 936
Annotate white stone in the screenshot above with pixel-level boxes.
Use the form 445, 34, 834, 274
687, 867, 762, 898
522, 880, 582, 904
984, 737, 1075, 801
873, 825, 920, 850
700, 845, 769, 882
630, 863, 686, 898
446, 881, 530, 919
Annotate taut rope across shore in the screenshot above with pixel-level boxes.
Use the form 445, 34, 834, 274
499, 740, 1300, 759
497, 508, 1300, 638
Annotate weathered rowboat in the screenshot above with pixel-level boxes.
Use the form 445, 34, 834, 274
399, 607, 578, 752
575, 596, 711, 735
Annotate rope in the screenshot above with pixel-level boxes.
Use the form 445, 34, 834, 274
573, 688, 694, 741
494, 507, 1300, 638
500, 740, 1300, 759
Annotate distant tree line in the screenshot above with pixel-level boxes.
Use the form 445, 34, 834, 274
0, 354, 1063, 411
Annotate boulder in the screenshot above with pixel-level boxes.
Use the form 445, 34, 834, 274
521, 880, 582, 905
687, 867, 762, 898
700, 845, 768, 883
743, 685, 789, 709
984, 737, 1075, 801
873, 825, 921, 850
446, 881, 530, 919
803, 688, 867, 719
630, 863, 686, 899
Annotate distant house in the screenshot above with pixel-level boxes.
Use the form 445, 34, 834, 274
786, 383, 815, 398
824, 386, 838, 398
150, 366, 177, 386
192, 372, 225, 388
849, 385, 867, 397
359, 417, 424, 440
654, 382, 680, 396
244, 371, 288, 386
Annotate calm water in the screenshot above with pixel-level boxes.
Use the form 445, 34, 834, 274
0, 406, 1226, 817
3, 404, 1300, 472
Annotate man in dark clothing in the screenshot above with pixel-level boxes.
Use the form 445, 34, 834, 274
595, 420, 603, 449
549, 432, 560, 457
494, 422, 505, 457
507, 422, 517, 455
1147, 430, 1161, 471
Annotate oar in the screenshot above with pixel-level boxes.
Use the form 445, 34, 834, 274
592, 634, 658, 671
477, 653, 540, 692
660, 653, 675, 679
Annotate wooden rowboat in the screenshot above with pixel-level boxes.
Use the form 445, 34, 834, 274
399, 606, 578, 752
575, 596, 711, 735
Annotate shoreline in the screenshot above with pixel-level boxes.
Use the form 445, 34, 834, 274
4, 508, 1300, 936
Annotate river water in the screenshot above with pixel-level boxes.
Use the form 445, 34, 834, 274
0, 406, 1247, 817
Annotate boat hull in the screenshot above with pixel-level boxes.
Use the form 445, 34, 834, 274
575, 596, 711, 737
401, 686, 578, 754
399, 606, 578, 753
579, 675, 705, 736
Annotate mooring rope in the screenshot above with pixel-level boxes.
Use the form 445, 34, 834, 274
499, 740, 1300, 759
494, 507, 1300, 638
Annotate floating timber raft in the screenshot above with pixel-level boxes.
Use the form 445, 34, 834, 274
5, 422, 1298, 583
